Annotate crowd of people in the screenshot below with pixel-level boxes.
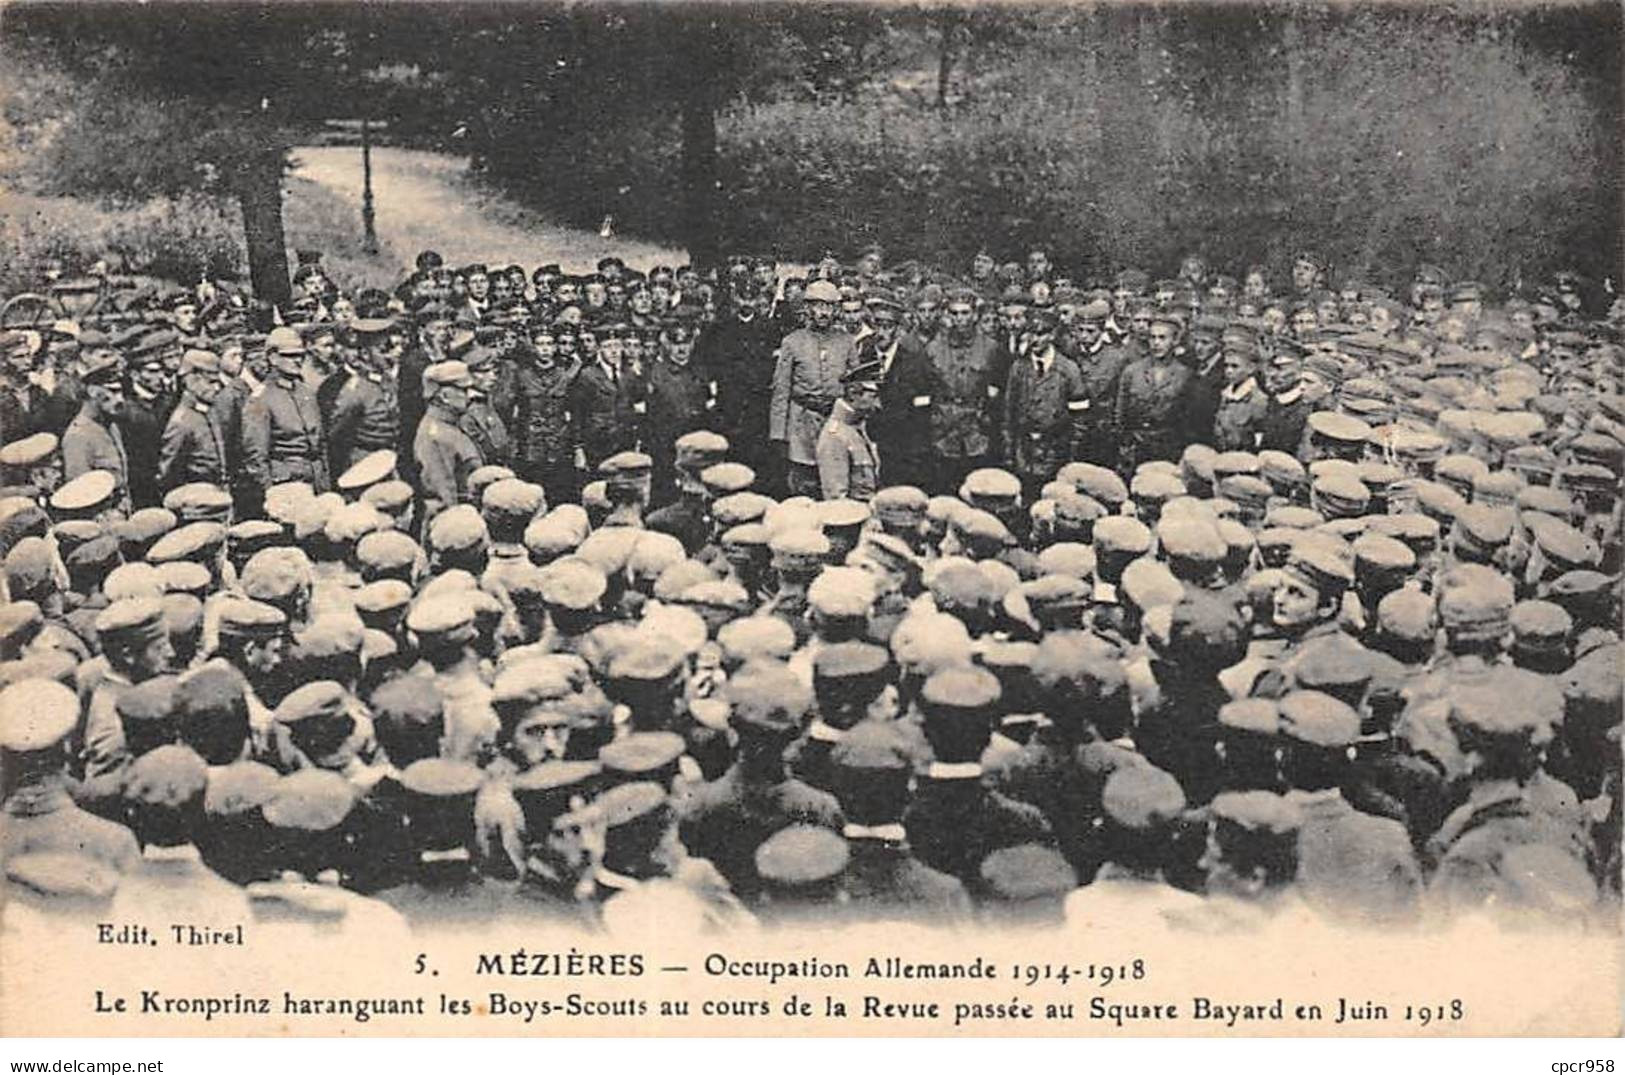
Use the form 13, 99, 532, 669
0, 239, 1620, 939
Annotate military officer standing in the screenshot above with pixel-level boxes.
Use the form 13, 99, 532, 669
243, 327, 329, 509
157, 350, 230, 493
770, 279, 858, 498
414, 361, 485, 526
815, 361, 883, 502
324, 318, 399, 475
60, 349, 131, 514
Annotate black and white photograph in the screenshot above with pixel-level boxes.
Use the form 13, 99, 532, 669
0, 0, 1620, 1048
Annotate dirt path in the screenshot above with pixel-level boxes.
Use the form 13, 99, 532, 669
291, 145, 686, 275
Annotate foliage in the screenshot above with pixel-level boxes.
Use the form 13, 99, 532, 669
495, 5, 1616, 291
0, 192, 244, 294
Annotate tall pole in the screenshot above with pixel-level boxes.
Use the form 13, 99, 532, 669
361, 111, 378, 254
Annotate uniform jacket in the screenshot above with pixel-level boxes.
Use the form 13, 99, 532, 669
568, 360, 645, 469
121, 388, 168, 509
1113, 355, 1192, 467
243, 377, 329, 492
815, 399, 880, 502
1003, 347, 1089, 479
0, 780, 139, 873
324, 370, 398, 474
1212, 377, 1269, 450
157, 397, 230, 491
460, 397, 511, 468
413, 406, 484, 523
510, 358, 580, 469
922, 331, 1001, 460
61, 409, 130, 511
902, 768, 1054, 883
770, 326, 859, 466
867, 334, 933, 486
678, 766, 844, 901
696, 315, 779, 445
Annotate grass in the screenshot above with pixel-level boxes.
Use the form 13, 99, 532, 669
281, 173, 409, 294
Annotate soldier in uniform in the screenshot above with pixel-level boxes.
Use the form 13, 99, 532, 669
459, 345, 511, 469
814, 360, 882, 502
323, 318, 400, 475
122, 331, 178, 509
242, 327, 330, 511
413, 361, 485, 526
157, 350, 230, 493
921, 289, 1001, 496
60, 349, 131, 514
770, 279, 858, 498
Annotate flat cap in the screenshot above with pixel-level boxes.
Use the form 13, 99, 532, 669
1219, 697, 1279, 735
95, 596, 167, 644
753, 825, 849, 891
717, 615, 797, 665
872, 485, 928, 526
1278, 690, 1360, 747
1102, 765, 1186, 829
0, 432, 58, 469
1093, 516, 1152, 557
599, 730, 686, 777
145, 520, 226, 565
336, 450, 398, 494
539, 558, 608, 610
215, 597, 288, 640
701, 462, 756, 497
0, 678, 78, 752
123, 744, 208, 809
424, 360, 472, 388
275, 681, 350, 726
240, 547, 311, 603
262, 769, 356, 831
427, 503, 488, 553
50, 470, 118, 515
